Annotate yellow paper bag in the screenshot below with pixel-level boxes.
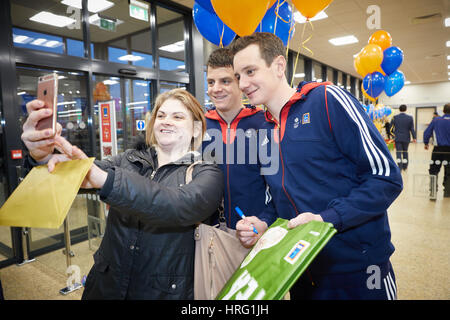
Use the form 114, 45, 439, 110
0, 158, 95, 229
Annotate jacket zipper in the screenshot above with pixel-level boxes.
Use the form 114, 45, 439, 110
218, 110, 242, 226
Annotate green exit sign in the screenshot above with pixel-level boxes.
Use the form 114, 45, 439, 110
129, 0, 149, 22
100, 18, 116, 31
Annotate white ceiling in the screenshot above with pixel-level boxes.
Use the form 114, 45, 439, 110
175, 0, 450, 85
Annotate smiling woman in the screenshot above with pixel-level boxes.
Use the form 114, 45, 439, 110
20, 88, 223, 299
146, 89, 206, 166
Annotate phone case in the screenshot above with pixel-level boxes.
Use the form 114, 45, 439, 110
36, 73, 58, 135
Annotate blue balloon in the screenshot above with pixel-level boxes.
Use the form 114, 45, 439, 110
196, 0, 215, 14
363, 71, 385, 98
384, 70, 405, 97
192, 3, 236, 46
255, 1, 295, 46
384, 107, 392, 116
381, 46, 404, 76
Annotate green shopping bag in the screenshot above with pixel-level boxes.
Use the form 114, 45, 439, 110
216, 218, 336, 300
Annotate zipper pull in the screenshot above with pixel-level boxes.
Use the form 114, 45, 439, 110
150, 170, 156, 180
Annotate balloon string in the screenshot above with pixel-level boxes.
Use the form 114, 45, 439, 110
290, 20, 314, 87
219, 23, 224, 48
275, 0, 289, 24
273, 0, 279, 35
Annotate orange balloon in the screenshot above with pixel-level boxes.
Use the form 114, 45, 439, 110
354, 53, 368, 77
291, 0, 333, 19
211, 0, 272, 36
368, 30, 392, 51
359, 44, 383, 74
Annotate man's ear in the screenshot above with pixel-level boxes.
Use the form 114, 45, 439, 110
272, 55, 287, 78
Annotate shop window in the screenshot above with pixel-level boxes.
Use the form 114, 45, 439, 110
67, 38, 84, 57
160, 81, 186, 93
327, 67, 334, 84
92, 75, 123, 157
90, 0, 153, 68
16, 67, 90, 158
157, 6, 187, 74
125, 79, 152, 145
12, 28, 65, 54
337, 71, 343, 88
10, 0, 84, 55
291, 55, 305, 88
313, 62, 322, 82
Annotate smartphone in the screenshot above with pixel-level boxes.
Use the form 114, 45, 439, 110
36, 73, 58, 136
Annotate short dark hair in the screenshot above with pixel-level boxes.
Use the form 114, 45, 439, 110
444, 103, 450, 114
207, 48, 234, 69
399, 104, 407, 112
229, 32, 285, 67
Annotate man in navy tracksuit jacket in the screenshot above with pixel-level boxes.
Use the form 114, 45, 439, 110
231, 33, 403, 300
423, 103, 450, 196
202, 48, 275, 228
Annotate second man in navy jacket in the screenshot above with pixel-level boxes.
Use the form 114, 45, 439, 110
202, 48, 275, 228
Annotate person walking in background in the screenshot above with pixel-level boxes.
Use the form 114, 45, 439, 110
391, 104, 416, 170
424, 103, 450, 197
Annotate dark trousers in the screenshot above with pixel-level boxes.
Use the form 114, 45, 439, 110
395, 141, 410, 170
429, 146, 450, 196
289, 262, 396, 300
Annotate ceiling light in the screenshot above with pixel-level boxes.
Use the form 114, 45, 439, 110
405, 81, 411, 85
13, 35, 33, 44
43, 40, 63, 48
17, 91, 26, 95
29, 11, 76, 28
294, 11, 328, 24
61, 0, 114, 13
447, 40, 450, 47
445, 17, 450, 27
30, 38, 47, 46
118, 54, 144, 62
103, 80, 119, 85
159, 40, 185, 53
329, 35, 359, 46
448, 65, 450, 69
447, 55, 450, 60
294, 73, 305, 78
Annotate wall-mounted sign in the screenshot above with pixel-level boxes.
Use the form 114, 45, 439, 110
129, 0, 149, 22
99, 101, 117, 160
136, 119, 145, 131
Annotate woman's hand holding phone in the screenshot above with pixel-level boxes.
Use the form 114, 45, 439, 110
21, 99, 63, 164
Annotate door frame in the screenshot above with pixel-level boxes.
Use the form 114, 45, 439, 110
415, 106, 437, 142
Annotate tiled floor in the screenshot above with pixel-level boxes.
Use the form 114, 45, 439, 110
0, 144, 449, 300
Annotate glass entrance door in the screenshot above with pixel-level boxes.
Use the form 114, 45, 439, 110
92, 76, 152, 155
15, 66, 91, 259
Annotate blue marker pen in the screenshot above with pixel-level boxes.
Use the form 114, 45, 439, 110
235, 206, 258, 234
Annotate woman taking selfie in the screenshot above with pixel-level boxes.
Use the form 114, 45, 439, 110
21, 88, 224, 299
